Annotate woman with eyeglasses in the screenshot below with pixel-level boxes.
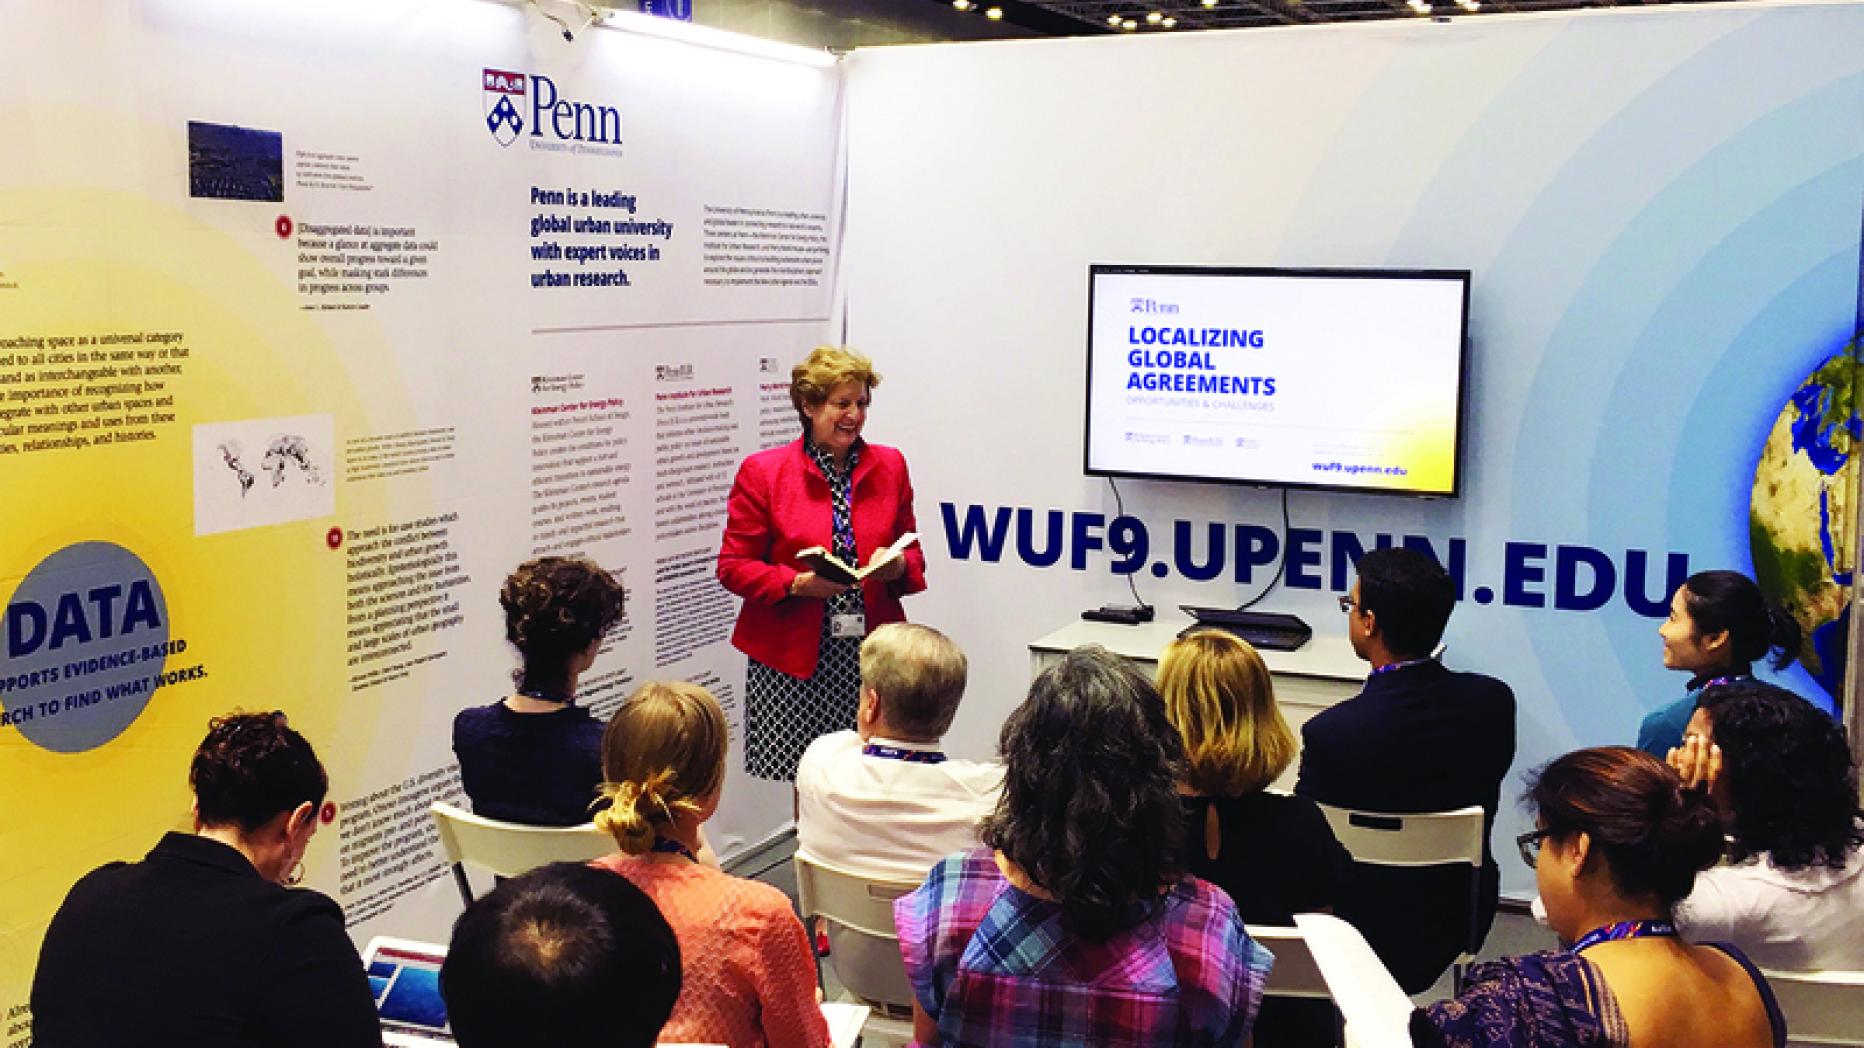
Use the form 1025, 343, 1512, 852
1413, 746, 1784, 1048
31, 711, 380, 1048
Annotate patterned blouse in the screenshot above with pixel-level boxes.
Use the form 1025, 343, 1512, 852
804, 436, 864, 620
895, 848, 1272, 1048
1419, 945, 1786, 1048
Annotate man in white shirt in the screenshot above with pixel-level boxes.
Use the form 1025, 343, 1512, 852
795, 623, 1002, 883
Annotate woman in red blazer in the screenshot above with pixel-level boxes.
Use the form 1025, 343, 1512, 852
718, 346, 928, 781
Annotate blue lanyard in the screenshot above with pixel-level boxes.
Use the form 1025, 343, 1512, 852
651, 836, 698, 863
863, 743, 947, 765
1570, 919, 1676, 954
1370, 657, 1433, 678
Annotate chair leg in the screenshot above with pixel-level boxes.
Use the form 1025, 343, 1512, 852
1452, 962, 1467, 997
451, 863, 475, 907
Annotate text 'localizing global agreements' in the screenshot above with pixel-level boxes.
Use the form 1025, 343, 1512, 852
528, 185, 673, 289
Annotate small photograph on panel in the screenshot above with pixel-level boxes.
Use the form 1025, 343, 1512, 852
192, 414, 335, 536
187, 120, 285, 202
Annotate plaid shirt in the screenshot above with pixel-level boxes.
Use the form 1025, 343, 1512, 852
896, 848, 1272, 1047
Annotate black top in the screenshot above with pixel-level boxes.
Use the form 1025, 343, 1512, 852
1295, 660, 1517, 994
1180, 792, 1354, 925
30, 832, 381, 1048
452, 699, 605, 827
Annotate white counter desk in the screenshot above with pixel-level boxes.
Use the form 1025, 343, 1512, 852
1029, 615, 1365, 790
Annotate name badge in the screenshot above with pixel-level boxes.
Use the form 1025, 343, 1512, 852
830, 612, 866, 639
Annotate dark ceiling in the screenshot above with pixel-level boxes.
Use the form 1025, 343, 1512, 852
927, 0, 1731, 33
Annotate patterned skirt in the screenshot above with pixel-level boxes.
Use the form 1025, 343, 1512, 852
743, 616, 863, 782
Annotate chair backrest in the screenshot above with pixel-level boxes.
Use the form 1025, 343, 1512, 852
429, 801, 614, 904
1247, 925, 1331, 1000
793, 852, 921, 1011
1316, 803, 1485, 869
1293, 913, 1415, 1048
1762, 968, 1864, 1046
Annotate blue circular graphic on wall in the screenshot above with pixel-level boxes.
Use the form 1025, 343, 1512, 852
1749, 344, 1857, 701
1, 541, 170, 753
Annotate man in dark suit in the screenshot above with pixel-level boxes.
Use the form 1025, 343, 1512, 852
1295, 547, 1516, 993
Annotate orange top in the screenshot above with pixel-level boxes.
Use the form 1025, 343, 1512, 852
593, 854, 829, 1048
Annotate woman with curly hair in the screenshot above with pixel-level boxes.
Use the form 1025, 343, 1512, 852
894, 646, 1272, 1047
590, 681, 828, 1048
32, 712, 379, 1047
1667, 679, 1864, 969
453, 555, 625, 826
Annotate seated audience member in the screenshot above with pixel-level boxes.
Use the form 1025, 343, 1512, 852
795, 622, 1000, 882
1296, 547, 1517, 993
895, 646, 1272, 1048
1667, 680, 1864, 969
1416, 746, 1784, 1048
453, 556, 624, 826
441, 861, 682, 1048
31, 712, 380, 1048
1160, 629, 1353, 1047
1639, 569, 1801, 757
591, 681, 829, 1048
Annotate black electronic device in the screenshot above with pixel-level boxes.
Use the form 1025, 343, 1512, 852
1178, 606, 1313, 651
1081, 603, 1155, 626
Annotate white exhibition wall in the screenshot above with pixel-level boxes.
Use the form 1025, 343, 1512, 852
2, 1, 1861, 1031
843, 2, 1864, 897
0, 0, 841, 1023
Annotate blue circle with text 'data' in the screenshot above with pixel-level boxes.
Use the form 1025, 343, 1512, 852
1, 541, 170, 753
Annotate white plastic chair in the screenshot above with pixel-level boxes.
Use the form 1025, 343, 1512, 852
1248, 924, 1333, 1000
792, 851, 920, 1048
1294, 912, 1416, 1048
428, 801, 614, 906
1316, 803, 1487, 992
1761, 968, 1864, 1045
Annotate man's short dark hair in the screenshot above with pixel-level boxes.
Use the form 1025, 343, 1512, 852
1356, 547, 1456, 658
441, 862, 680, 1048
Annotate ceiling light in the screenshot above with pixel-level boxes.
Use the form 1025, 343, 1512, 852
1122, 19, 1137, 29
1162, 16, 1177, 26
1203, 0, 1218, 6
1458, 0, 1480, 9
1146, 10, 1163, 23
984, 5, 1003, 18
1108, 13, 1123, 23
953, 0, 971, 8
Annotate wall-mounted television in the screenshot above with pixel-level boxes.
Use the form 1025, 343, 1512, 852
1085, 265, 1471, 498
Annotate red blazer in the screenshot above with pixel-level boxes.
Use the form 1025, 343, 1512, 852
717, 439, 928, 678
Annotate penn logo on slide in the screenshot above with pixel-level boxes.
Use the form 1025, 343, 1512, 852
483, 68, 623, 149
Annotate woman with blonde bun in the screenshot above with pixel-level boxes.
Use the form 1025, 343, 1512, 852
591, 682, 828, 1048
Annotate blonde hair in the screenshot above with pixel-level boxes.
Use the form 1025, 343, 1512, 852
790, 346, 881, 428
860, 623, 967, 740
593, 682, 728, 854
1157, 630, 1295, 796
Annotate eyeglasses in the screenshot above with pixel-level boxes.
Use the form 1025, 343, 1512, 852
1337, 595, 1356, 614
1516, 828, 1552, 868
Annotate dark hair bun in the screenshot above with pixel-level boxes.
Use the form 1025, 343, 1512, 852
1529, 747, 1725, 908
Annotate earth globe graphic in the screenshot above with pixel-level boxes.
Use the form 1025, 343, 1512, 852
1749, 344, 1858, 702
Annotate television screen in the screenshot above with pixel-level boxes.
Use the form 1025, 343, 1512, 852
1085, 265, 1470, 497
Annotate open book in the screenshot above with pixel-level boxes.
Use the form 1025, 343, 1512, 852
795, 532, 919, 586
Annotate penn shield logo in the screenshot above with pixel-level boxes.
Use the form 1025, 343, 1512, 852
482, 68, 623, 149
484, 68, 526, 146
